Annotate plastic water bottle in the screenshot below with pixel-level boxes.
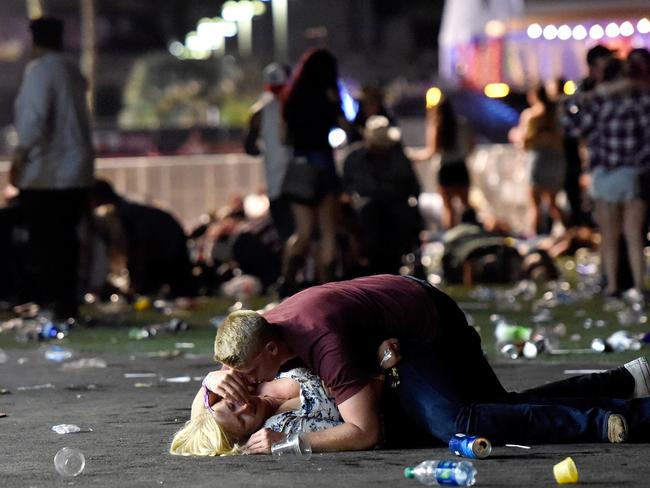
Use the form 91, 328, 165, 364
404, 460, 477, 486
39, 322, 62, 340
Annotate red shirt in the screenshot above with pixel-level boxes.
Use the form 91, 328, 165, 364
262, 275, 439, 404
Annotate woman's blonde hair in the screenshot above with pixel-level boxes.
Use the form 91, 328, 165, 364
169, 412, 240, 456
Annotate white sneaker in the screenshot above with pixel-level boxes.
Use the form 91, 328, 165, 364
607, 414, 628, 443
624, 357, 650, 398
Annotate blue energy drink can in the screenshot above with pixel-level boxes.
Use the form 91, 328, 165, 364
448, 433, 492, 459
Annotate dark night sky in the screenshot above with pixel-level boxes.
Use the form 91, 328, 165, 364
0, 1, 445, 126
1, 0, 443, 52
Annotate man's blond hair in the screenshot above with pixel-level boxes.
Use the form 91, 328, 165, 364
214, 310, 277, 367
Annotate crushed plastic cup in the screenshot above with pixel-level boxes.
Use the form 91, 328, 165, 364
500, 343, 520, 360
61, 358, 107, 370
52, 424, 80, 434
553, 456, 578, 484
52, 424, 93, 434
44, 345, 73, 362
0, 349, 7, 364
271, 433, 312, 460
54, 447, 85, 477
606, 330, 642, 352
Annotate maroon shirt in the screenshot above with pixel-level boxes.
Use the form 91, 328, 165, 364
262, 275, 439, 404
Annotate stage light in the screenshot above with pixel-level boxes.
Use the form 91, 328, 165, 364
558, 25, 572, 40
484, 83, 510, 98
485, 20, 506, 37
619, 21, 634, 37
605, 22, 620, 38
543, 24, 558, 40
527, 23, 542, 39
638, 18, 650, 34
572, 25, 587, 40
563, 80, 576, 96
589, 24, 604, 40
426, 87, 442, 108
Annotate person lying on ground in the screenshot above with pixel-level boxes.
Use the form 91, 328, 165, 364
170, 339, 399, 456
210, 275, 650, 451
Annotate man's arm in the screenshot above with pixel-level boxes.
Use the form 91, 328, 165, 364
307, 383, 381, 452
14, 62, 51, 151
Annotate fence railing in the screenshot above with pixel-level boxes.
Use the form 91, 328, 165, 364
0, 144, 531, 233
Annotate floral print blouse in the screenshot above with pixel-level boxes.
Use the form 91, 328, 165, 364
263, 368, 343, 434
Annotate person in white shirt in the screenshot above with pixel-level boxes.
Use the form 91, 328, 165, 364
243, 63, 294, 241
10, 16, 94, 320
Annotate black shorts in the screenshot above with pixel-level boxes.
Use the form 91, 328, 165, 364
438, 160, 469, 188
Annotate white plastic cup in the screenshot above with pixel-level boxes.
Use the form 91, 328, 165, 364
271, 433, 312, 460
54, 447, 85, 477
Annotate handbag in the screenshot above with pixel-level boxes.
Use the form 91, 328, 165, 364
281, 156, 322, 202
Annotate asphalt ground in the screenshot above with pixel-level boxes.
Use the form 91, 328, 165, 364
2, 345, 650, 488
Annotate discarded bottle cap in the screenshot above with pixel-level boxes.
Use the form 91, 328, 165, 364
553, 456, 578, 484
54, 447, 85, 477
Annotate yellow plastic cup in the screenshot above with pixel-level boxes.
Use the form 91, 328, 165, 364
553, 456, 579, 484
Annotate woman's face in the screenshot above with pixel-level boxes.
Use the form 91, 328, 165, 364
210, 396, 267, 439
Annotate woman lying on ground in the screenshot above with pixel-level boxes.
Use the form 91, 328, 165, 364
170, 339, 399, 456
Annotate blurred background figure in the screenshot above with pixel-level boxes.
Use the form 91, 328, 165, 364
342, 115, 422, 275
244, 62, 294, 242
410, 95, 474, 230
549, 77, 591, 230
279, 48, 348, 296
10, 17, 94, 320
92, 179, 196, 299
347, 83, 396, 144
188, 195, 283, 295
514, 85, 566, 236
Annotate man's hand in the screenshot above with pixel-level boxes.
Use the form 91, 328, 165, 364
378, 338, 401, 370
242, 428, 285, 454
202, 369, 254, 404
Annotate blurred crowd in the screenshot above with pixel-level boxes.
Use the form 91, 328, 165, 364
1, 16, 649, 323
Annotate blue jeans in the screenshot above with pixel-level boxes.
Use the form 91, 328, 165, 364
393, 277, 648, 445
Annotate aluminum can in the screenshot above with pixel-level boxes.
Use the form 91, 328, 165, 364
448, 433, 492, 459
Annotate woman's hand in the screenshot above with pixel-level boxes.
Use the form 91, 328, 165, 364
377, 338, 401, 369
242, 428, 285, 455
202, 369, 254, 405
